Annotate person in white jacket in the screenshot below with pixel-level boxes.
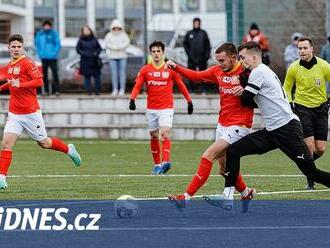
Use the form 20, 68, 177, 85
105, 19, 131, 96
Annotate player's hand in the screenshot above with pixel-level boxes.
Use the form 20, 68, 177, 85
232, 86, 244, 96
8, 78, 20, 88
165, 60, 177, 70
129, 99, 136, 110
187, 101, 193, 115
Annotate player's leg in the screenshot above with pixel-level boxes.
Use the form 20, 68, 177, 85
159, 109, 174, 173
22, 112, 81, 167
215, 124, 254, 198
149, 129, 162, 174
275, 120, 330, 188
168, 139, 229, 209
0, 133, 19, 189
146, 110, 162, 174
294, 103, 319, 189
203, 129, 275, 210
0, 113, 23, 189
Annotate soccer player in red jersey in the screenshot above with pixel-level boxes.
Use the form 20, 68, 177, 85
0, 34, 81, 190
166, 43, 256, 212
129, 41, 193, 174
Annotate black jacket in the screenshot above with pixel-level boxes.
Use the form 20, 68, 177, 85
76, 36, 102, 76
183, 28, 211, 66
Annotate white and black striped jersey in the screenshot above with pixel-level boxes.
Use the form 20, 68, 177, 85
245, 64, 299, 131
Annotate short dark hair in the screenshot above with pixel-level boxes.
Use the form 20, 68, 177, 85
193, 17, 201, 23
238, 41, 262, 55
149, 41, 165, 52
298, 37, 313, 46
8, 34, 24, 44
215, 42, 237, 56
42, 20, 52, 27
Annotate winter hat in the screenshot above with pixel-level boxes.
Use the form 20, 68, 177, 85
110, 19, 123, 30
291, 32, 302, 41
250, 23, 259, 31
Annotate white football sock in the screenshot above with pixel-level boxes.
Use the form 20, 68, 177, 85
184, 193, 192, 200
223, 187, 235, 200
241, 188, 249, 198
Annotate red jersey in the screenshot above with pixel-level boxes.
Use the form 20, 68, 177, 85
130, 62, 191, 109
1, 55, 43, 114
175, 64, 253, 128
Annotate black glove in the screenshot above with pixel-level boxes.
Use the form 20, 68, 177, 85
129, 99, 136, 110
187, 102, 193, 115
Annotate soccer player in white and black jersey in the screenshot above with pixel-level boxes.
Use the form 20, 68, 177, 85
203, 41, 330, 210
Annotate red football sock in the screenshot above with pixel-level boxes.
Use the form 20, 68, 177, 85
185, 157, 213, 196
150, 137, 161, 165
162, 137, 171, 162
50, 137, 69, 153
0, 150, 12, 176
235, 173, 247, 193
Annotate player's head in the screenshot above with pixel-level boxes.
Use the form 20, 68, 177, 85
8, 34, 24, 59
193, 17, 201, 29
297, 37, 313, 62
215, 42, 238, 72
149, 41, 165, 64
42, 20, 52, 30
238, 41, 262, 70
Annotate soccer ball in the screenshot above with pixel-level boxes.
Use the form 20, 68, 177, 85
114, 195, 139, 218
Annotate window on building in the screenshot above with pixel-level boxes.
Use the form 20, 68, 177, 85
65, 0, 86, 8
0, 20, 10, 43
34, 0, 54, 7
2, 0, 25, 6
65, 18, 86, 37
125, 0, 143, 9
124, 18, 142, 45
152, 0, 173, 13
96, 19, 113, 38
95, 0, 116, 8
206, 0, 225, 12
179, 0, 199, 12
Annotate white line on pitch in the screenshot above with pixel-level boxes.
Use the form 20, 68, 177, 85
7, 174, 306, 178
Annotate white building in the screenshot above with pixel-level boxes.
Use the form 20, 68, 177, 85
0, 0, 226, 47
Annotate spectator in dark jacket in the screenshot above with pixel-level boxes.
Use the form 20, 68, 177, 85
183, 17, 211, 94
76, 25, 102, 95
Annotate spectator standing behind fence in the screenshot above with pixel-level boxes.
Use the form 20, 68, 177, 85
242, 23, 270, 65
284, 32, 302, 69
183, 17, 211, 94
76, 25, 102, 95
35, 20, 61, 95
104, 19, 130, 96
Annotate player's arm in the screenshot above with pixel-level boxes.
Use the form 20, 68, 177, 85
166, 60, 217, 83
129, 68, 146, 110
0, 82, 9, 92
240, 70, 263, 108
283, 64, 296, 103
174, 73, 193, 114
19, 62, 43, 88
323, 61, 330, 92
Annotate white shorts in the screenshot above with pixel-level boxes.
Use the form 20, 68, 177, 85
215, 124, 251, 144
146, 109, 174, 131
4, 111, 48, 141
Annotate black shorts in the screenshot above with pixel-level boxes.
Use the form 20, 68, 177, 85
294, 102, 329, 141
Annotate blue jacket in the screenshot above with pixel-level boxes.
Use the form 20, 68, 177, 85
35, 29, 61, 59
